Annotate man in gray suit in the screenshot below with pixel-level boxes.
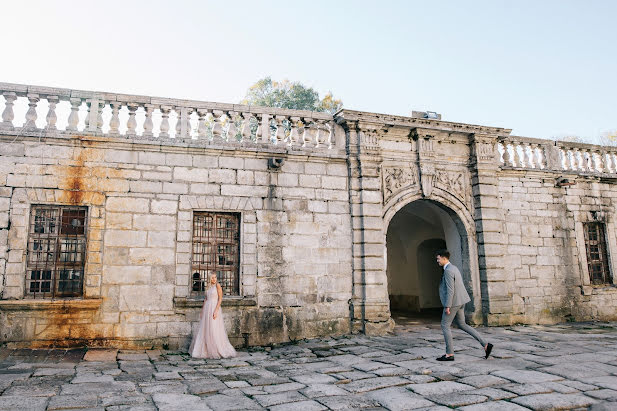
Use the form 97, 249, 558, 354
435, 249, 493, 361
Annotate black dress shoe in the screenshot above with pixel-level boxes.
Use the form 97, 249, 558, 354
436, 355, 454, 361
485, 343, 493, 359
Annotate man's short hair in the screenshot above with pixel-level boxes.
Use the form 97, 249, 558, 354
435, 249, 450, 259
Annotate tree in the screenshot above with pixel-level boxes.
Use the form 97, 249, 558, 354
241, 77, 343, 114
599, 130, 617, 147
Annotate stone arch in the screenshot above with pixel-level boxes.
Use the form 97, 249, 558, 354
382, 187, 483, 321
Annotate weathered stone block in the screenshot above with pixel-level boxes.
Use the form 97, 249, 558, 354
107, 197, 150, 212
104, 230, 147, 247
174, 167, 209, 182
103, 265, 151, 285
133, 215, 176, 231
129, 248, 175, 265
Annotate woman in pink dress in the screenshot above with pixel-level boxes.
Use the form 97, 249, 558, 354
189, 274, 237, 358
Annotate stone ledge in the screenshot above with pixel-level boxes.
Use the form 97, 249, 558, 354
581, 285, 617, 296
0, 298, 103, 311
174, 297, 257, 309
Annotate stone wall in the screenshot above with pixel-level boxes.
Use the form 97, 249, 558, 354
0, 135, 352, 348
2, 82, 617, 349
490, 170, 617, 325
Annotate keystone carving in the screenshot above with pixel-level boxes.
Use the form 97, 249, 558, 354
420, 164, 435, 198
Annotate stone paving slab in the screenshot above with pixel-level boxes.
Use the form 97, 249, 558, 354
2, 321, 617, 409
511, 392, 598, 409
365, 386, 435, 409
83, 349, 118, 362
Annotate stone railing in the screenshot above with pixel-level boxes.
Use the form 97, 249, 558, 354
499, 136, 549, 169
0, 82, 339, 151
499, 136, 617, 175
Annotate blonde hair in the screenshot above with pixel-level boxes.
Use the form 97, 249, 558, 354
205, 274, 218, 289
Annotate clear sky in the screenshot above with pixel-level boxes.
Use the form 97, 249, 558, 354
2, 0, 616, 141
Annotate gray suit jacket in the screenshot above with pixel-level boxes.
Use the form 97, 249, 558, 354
439, 263, 471, 308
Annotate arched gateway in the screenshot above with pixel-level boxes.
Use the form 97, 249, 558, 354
341, 112, 492, 334
385, 197, 481, 323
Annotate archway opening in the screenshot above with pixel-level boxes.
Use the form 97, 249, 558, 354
386, 199, 470, 325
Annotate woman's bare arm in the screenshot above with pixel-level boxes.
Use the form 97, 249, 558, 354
214, 283, 223, 319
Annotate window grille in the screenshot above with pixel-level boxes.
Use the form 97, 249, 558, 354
584, 222, 612, 285
27, 206, 87, 298
191, 212, 240, 296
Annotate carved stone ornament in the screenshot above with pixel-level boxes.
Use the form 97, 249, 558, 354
420, 164, 435, 198
434, 170, 470, 206
359, 130, 380, 151
382, 166, 418, 204
476, 142, 496, 162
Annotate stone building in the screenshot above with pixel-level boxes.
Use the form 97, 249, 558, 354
0, 82, 616, 348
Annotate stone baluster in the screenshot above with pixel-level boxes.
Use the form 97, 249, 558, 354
302, 118, 313, 147
528, 144, 538, 168
565, 148, 573, 171
175, 106, 193, 139
96, 101, 105, 132
521, 142, 531, 168
1, 92, 17, 129
211, 110, 225, 142
84, 98, 102, 132
23, 94, 40, 129
226, 111, 238, 141
174, 107, 182, 138
314, 120, 326, 148
240, 112, 253, 142
66, 98, 81, 131
196, 109, 209, 139
288, 117, 300, 147
274, 115, 286, 144
109, 102, 122, 134
501, 142, 511, 166
604, 151, 617, 173
584, 150, 594, 172
537, 144, 548, 169
575, 148, 584, 171
159, 105, 171, 138
143, 104, 155, 137
83, 103, 90, 130
512, 141, 522, 167
556, 147, 565, 170
327, 121, 335, 149
259, 113, 271, 143
126, 103, 138, 137
593, 150, 603, 173
45, 96, 59, 130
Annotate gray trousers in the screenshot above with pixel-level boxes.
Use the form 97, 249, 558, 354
441, 305, 486, 355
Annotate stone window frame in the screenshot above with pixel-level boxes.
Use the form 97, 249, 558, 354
1, 188, 104, 301
190, 211, 241, 296
574, 210, 617, 288
25, 204, 88, 298
175, 195, 258, 301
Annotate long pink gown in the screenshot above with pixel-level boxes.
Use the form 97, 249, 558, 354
189, 285, 237, 359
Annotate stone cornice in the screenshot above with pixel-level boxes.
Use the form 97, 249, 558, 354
0, 131, 348, 161
335, 109, 512, 136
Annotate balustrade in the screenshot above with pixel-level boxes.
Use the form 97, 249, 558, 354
0, 82, 337, 152
498, 136, 617, 177
499, 138, 547, 169
557, 143, 617, 174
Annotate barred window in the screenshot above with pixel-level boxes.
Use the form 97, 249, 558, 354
191, 212, 240, 296
584, 222, 612, 285
27, 206, 87, 298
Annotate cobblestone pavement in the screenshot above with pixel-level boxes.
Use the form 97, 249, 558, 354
1, 321, 617, 410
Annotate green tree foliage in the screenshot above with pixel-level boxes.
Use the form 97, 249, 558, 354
242, 77, 343, 114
